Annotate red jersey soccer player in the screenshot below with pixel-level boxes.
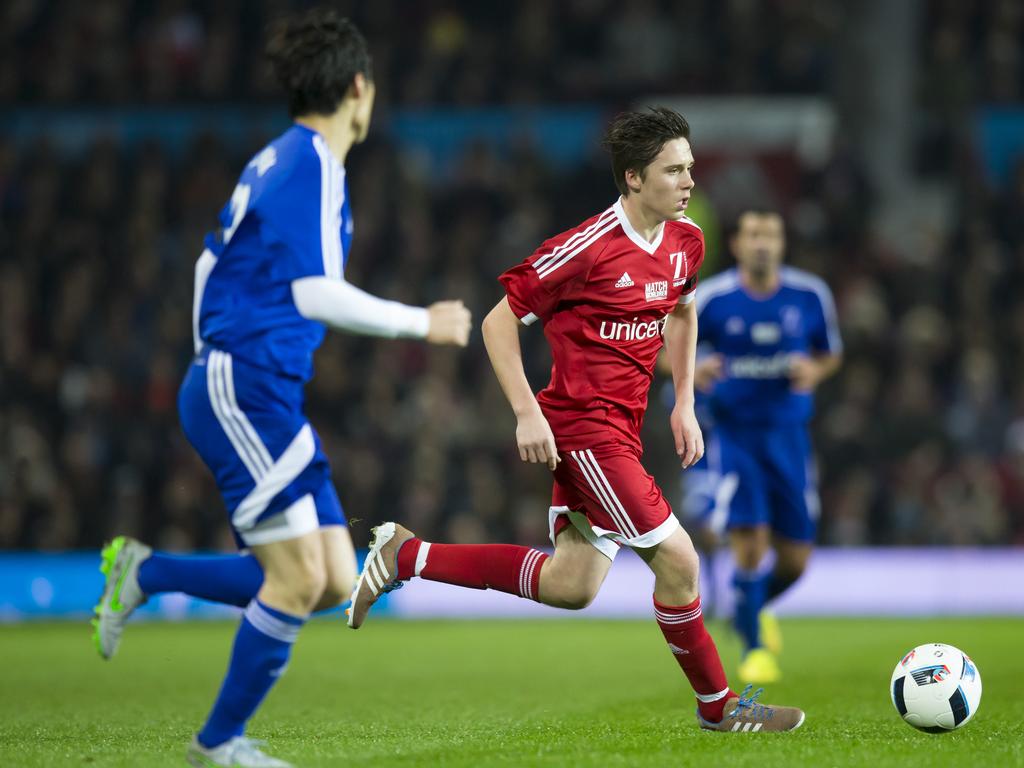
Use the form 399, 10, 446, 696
349, 108, 804, 732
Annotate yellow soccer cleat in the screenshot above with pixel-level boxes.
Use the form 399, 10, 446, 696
759, 609, 783, 656
738, 648, 781, 684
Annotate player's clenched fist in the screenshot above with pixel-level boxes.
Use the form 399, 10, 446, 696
426, 300, 472, 347
516, 410, 560, 471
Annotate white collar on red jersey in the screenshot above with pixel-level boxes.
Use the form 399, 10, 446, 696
613, 197, 665, 255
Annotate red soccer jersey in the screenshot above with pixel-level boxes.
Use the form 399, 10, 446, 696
500, 198, 705, 451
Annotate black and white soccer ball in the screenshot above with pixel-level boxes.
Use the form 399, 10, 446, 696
890, 643, 982, 732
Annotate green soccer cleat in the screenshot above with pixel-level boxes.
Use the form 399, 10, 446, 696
91, 535, 151, 660
737, 647, 782, 684
186, 735, 293, 767
759, 609, 783, 656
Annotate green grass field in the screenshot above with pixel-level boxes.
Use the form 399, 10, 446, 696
2, 617, 1022, 767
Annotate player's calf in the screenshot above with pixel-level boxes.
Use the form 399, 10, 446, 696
539, 578, 599, 610
349, 523, 560, 628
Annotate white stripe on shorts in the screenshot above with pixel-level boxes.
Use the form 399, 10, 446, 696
232, 424, 316, 530
570, 450, 640, 539
204, 354, 266, 483
207, 350, 272, 480
582, 450, 640, 539
570, 450, 635, 539
217, 352, 273, 472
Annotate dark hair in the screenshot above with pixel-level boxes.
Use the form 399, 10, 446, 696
266, 7, 373, 118
602, 107, 691, 196
729, 209, 785, 239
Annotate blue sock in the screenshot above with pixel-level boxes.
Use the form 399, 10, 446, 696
137, 553, 263, 607
198, 599, 305, 748
732, 569, 768, 651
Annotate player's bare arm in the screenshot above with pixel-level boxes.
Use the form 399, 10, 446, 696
481, 296, 559, 471
789, 352, 842, 392
664, 300, 704, 468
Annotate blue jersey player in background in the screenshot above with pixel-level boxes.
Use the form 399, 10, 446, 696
91, 9, 471, 767
685, 210, 841, 685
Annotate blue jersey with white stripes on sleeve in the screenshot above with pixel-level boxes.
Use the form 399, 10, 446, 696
193, 124, 352, 381
695, 266, 842, 426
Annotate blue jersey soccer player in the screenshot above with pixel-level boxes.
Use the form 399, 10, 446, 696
91, 9, 471, 767
686, 210, 841, 684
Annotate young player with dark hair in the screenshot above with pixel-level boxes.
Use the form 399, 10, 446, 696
91, 9, 471, 766
685, 210, 842, 684
349, 108, 805, 733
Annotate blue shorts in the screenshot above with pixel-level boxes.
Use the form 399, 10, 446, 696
681, 422, 819, 542
178, 347, 346, 547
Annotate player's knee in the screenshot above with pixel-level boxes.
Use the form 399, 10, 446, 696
543, 577, 600, 610
279, 562, 328, 611
548, 589, 594, 611
731, 529, 769, 571
660, 543, 701, 595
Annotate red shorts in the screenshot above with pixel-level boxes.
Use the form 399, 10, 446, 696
548, 441, 680, 560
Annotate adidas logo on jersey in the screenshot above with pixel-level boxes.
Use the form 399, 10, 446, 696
615, 272, 634, 288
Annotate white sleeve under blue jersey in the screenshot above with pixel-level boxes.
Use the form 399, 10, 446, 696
695, 266, 842, 425
193, 124, 426, 381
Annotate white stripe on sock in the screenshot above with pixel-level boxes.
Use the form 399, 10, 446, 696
695, 687, 731, 703
244, 600, 303, 644
519, 550, 541, 599
655, 607, 703, 624
414, 542, 430, 577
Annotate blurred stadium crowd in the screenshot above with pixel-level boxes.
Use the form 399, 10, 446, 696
2, 0, 1023, 551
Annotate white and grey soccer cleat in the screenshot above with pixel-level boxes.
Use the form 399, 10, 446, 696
346, 522, 415, 629
91, 535, 151, 660
186, 735, 293, 768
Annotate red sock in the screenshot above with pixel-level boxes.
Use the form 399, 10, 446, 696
654, 595, 736, 722
397, 539, 548, 601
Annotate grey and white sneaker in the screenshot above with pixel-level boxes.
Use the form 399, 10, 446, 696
186, 735, 293, 768
91, 535, 151, 660
697, 685, 805, 732
346, 522, 415, 629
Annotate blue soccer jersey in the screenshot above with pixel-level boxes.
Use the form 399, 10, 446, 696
695, 266, 841, 426
180, 125, 353, 547
676, 267, 841, 542
193, 124, 353, 381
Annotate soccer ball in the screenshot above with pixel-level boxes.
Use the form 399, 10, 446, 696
890, 643, 982, 732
